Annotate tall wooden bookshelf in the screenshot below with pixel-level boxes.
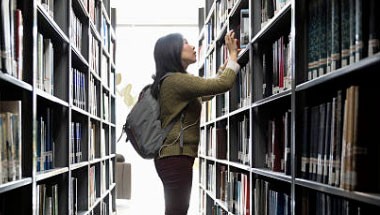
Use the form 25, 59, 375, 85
0, 0, 117, 214
198, 0, 380, 214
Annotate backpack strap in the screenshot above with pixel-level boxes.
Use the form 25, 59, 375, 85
158, 72, 174, 90
179, 112, 185, 149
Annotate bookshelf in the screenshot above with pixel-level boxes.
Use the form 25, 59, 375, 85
198, 0, 380, 214
0, 0, 117, 214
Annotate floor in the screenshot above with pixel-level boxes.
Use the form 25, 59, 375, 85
115, 144, 199, 215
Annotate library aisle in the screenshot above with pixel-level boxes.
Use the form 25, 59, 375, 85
111, 1, 202, 214
115, 143, 199, 215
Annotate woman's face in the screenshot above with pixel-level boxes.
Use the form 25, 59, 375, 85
181, 39, 196, 69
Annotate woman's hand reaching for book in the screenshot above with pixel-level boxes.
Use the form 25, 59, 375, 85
225, 30, 240, 62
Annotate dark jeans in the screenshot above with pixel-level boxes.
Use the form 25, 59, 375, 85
154, 155, 195, 215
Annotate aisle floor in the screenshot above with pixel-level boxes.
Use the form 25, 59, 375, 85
115, 158, 199, 215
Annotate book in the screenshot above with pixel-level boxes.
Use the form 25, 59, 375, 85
331, 0, 341, 71
300, 106, 310, 179
239, 9, 249, 49
216, 126, 227, 159
322, 101, 332, 184
349, 0, 356, 64
341, 0, 350, 67
340, 86, 354, 190
14, 9, 23, 79
316, 103, 326, 183
0, 0, 13, 75
354, 0, 368, 62
0, 100, 22, 183
272, 115, 284, 172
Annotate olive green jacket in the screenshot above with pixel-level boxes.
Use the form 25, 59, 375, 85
157, 61, 240, 158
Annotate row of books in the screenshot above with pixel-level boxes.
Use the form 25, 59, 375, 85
101, 15, 109, 51
265, 110, 291, 175
210, 55, 251, 117
231, 115, 250, 165
100, 127, 107, 157
262, 34, 292, 98
300, 85, 380, 192
239, 9, 250, 49
37, 33, 54, 95
37, 107, 54, 172
218, 167, 250, 215
300, 189, 377, 214
70, 121, 83, 164
89, 74, 99, 116
71, 121, 109, 164
306, 0, 380, 81
231, 63, 252, 110
70, 176, 111, 215
206, 126, 217, 158
70, 7, 84, 53
71, 68, 86, 110
203, 125, 229, 160
203, 52, 216, 122
100, 161, 107, 194
207, 163, 216, 194
89, 165, 97, 206
89, 33, 100, 75
261, 0, 291, 28
216, 0, 236, 33
200, 116, 250, 166
89, 122, 96, 160
102, 93, 109, 121
70, 177, 78, 215
254, 178, 291, 215
215, 93, 228, 118
0, 0, 23, 79
202, 1, 250, 68
101, 53, 109, 87
36, 183, 59, 215
0, 101, 22, 184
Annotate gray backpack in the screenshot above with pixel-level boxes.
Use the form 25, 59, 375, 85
118, 74, 184, 159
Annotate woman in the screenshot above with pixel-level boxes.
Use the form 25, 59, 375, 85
152, 30, 240, 215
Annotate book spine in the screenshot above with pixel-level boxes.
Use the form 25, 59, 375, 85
331, 0, 341, 71
341, 0, 350, 67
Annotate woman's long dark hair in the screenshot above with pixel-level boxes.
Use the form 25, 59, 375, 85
151, 33, 186, 99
